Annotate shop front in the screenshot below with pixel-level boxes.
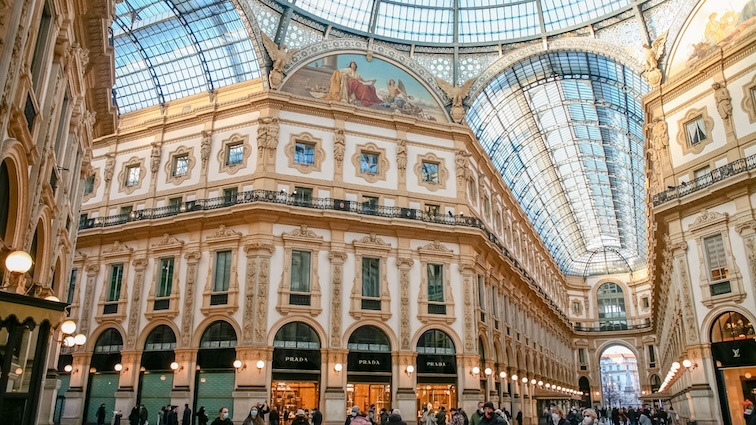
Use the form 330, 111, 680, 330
346, 326, 392, 413
85, 329, 123, 425
710, 311, 756, 425
195, 321, 237, 419
271, 322, 322, 415
415, 330, 457, 421
138, 325, 176, 419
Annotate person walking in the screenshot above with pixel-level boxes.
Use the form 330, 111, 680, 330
369, 405, 377, 425
183, 404, 192, 425
386, 409, 408, 425
515, 411, 522, 425
211, 407, 232, 425
380, 408, 389, 425
269, 407, 280, 425
196, 407, 209, 425
436, 407, 447, 425
129, 406, 140, 425
346, 406, 361, 425
292, 410, 311, 425
115, 410, 123, 425
243, 405, 265, 425
478, 402, 504, 425
97, 403, 107, 425
312, 408, 323, 425
450, 408, 465, 425
139, 405, 149, 425
421, 407, 437, 425
471, 403, 484, 425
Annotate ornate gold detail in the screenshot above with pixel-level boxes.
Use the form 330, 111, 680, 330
641, 30, 668, 87
436, 78, 475, 123
261, 32, 298, 90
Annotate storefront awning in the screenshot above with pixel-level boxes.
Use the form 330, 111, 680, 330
640, 392, 669, 401
533, 388, 574, 400
0, 290, 68, 328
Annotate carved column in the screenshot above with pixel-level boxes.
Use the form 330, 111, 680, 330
459, 261, 476, 354
672, 242, 699, 344
180, 251, 201, 348
79, 264, 100, 336
329, 251, 348, 348
396, 257, 414, 350
125, 258, 148, 349
242, 241, 275, 346
736, 220, 756, 295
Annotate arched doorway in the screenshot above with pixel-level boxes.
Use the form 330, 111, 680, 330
710, 311, 756, 425
0, 159, 15, 246
138, 326, 176, 418
195, 321, 237, 419
597, 283, 627, 330
649, 374, 661, 393
271, 322, 322, 414
478, 338, 488, 394
415, 329, 457, 419
85, 329, 123, 425
599, 345, 640, 408
346, 325, 392, 413
578, 376, 591, 407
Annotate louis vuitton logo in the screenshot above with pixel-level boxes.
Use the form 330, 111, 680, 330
733, 348, 741, 358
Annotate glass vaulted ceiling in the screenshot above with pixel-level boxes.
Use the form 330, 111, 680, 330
276, 0, 633, 45
112, 0, 261, 114
467, 52, 649, 276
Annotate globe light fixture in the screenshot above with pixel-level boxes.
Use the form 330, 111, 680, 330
114, 363, 123, 372
511, 374, 518, 381
170, 362, 180, 371
682, 359, 692, 369
521, 377, 528, 383
5, 251, 33, 274
233, 359, 243, 369
256, 360, 265, 371
74, 334, 87, 346
484, 368, 492, 376
471, 366, 480, 376
499, 371, 506, 379
64, 364, 73, 373
61, 320, 77, 335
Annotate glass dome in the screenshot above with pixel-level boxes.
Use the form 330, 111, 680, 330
274, 0, 633, 45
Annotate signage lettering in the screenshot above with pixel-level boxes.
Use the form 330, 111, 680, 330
733, 348, 741, 358
426, 361, 447, 367
285, 356, 307, 363
358, 359, 381, 366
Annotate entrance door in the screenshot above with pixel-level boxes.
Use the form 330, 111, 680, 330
347, 383, 391, 413
415, 384, 456, 421
272, 381, 320, 413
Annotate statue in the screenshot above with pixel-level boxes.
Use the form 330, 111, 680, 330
257, 117, 279, 151
150, 143, 161, 174
200, 131, 211, 165
334, 129, 345, 164
436, 78, 475, 124
712, 82, 732, 120
104, 156, 115, 184
642, 30, 669, 88
261, 33, 298, 90
396, 139, 408, 175
455, 150, 470, 181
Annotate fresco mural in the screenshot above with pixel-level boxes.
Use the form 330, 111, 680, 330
281, 54, 447, 122
669, 0, 756, 77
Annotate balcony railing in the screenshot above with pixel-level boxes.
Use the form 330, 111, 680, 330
573, 321, 652, 332
80, 189, 570, 324
653, 154, 756, 206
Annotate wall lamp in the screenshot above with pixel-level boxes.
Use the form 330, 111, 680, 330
511, 374, 518, 381
59, 320, 87, 349
63, 364, 78, 374
471, 366, 480, 377
537, 380, 543, 387
499, 371, 507, 379
521, 377, 528, 384
484, 368, 492, 377
170, 362, 184, 373
682, 359, 698, 371
114, 363, 129, 373
334, 363, 343, 375
256, 360, 265, 373
530, 379, 536, 385
405, 365, 414, 377
233, 359, 246, 371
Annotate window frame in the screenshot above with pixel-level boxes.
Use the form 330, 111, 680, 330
286, 132, 325, 174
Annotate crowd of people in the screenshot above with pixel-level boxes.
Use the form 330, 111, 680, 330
543, 404, 680, 425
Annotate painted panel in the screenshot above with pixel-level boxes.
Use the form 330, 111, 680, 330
282, 54, 447, 122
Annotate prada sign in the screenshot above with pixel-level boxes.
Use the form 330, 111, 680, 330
348, 352, 392, 373
711, 339, 756, 367
272, 348, 321, 370
417, 354, 457, 375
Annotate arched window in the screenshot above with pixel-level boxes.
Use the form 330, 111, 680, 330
200, 321, 237, 349
0, 160, 10, 242
273, 322, 320, 349
144, 325, 176, 351
649, 374, 661, 392
347, 326, 390, 351
94, 329, 123, 354
597, 282, 627, 330
417, 329, 455, 355
711, 311, 755, 342
478, 338, 486, 369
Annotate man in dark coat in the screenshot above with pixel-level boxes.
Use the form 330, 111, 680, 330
130, 406, 141, 425
386, 409, 408, 425
139, 405, 149, 425
183, 404, 193, 425
312, 408, 323, 425
97, 404, 107, 425
479, 403, 504, 425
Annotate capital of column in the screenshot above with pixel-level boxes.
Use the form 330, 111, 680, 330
329, 251, 348, 264
396, 257, 414, 269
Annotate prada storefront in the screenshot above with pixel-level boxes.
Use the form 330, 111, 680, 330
272, 322, 322, 414
346, 326, 392, 413
710, 312, 756, 425
415, 330, 457, 419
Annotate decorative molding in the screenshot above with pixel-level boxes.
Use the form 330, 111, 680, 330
735, 220, 756, 235
151, 233, 185, 250
150, 143, 162, 175
329, 251, 347, 348
333, 129, 345, 168
689, 210, 728, 232
126, 258, 148, 348
255, 257, 271, 344
419, 240, 453, 255
217, 133, 252, 175
414, 152, 448, 192
244, 241, 276, 255
163, 145, 196, 186
242, 255, 258, 344
396, 257, 414, 350
180, 250, 201, 347
206, 225, 243, 242
102, 241, 134, 256
396, 139, 408, 177
675, 107, 714, 156
285, 132, 325, 174
118, 156, 147, 195
351, 142, 389, 183
676, 256, 699, 343
350, 236, 392, 320
277, 226, 325, 317
741, 74, 756, 123
285, 225, 322, 241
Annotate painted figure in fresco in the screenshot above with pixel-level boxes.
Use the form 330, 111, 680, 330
325, 61, 383, 106
386, 79, 412, 105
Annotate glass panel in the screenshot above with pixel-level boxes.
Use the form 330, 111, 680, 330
361, 257, 380, 298
360, 152, 379, 174
710, 312, 755, 342
271, 381, 320, 416
196, 371, 235, 419
84, 175, 95, 194
67, 268, 77, 304
86, 373, 119, 424
126, 166, 140, 186
427, 264, 444, 302
227, 143, 244, 165
213, 251, 231, 292
200, 321, 237, 348
416, 329, 455, 355
158, 257, 174, 297
346, 384, 391, 414
173, 155, 189, 176
347, 326, 390, 351
94, 329, 124, 353
685, 116, 707, 146
294, 143, 315, 165
145, 325, 176, 351
108, 264, 124, 302
273, 322, 320, 349
140, 372, 174, 421
421, 162, 439, 183
704, 234, 728, 281
291, 251, 312, 292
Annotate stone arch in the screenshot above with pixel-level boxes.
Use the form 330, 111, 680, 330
593, 279, 631, 323
30, 211, 52, 284
0, 139, 29, 249
505, 343, 514, 370
478, 332, 492, 359
468, 38, 646, 102
701, 306, 756, 344
595, 340, 640, 365
268, 316, 328, 348
137, 318, 181, 350
410, 324, 462, 354
343, 319, 398, 351
87, 323, 127, 352
192, 315, 242, 348
493, 341, 505, 368
51, 255, 64, 296
280, 39, 450, 120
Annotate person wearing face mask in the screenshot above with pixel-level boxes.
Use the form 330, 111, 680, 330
581, 409, 597, 425
470, 402, 484, 425
478, 402, 504, 425
243, 407, 265, 425
211, 407, 233, 425
550, 407, 567, 425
